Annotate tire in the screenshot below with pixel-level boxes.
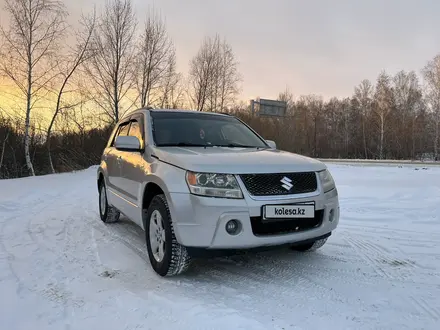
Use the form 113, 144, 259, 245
99, 181, 120, 223
291, 237, 328, 252
145, 194, 191, 277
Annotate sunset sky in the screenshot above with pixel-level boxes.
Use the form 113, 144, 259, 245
1, 0, 440, 103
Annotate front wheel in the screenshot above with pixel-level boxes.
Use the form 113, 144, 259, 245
99, 181, 120, 223
145, 194, 191, 277
290, 238, 328, 252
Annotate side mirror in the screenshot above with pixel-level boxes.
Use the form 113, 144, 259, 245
266, 139, 276, 149
115, 136, 142, 151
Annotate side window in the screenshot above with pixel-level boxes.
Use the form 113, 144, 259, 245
128, 120, 143, 142
110, 121, 130, 147
119, 123, 130, 136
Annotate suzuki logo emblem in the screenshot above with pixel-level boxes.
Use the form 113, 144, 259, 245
280, 176, 293, 191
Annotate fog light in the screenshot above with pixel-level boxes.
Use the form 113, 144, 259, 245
329, 209, 335, 222
225, 219, 240, 235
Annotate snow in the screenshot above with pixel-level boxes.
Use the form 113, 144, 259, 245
0, 163, 439, 330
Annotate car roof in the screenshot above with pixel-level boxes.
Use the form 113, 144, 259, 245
120, 107, 231, 122
149, 108, 230, 116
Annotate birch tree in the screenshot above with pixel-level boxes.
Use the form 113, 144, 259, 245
354, 79, 374, 158
85, 0, 137, 123
373, 71, 394, 159
421, 55, 440, 160
0, 0, 67, 175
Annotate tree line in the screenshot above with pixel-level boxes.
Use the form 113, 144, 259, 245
0, 0, 439, 179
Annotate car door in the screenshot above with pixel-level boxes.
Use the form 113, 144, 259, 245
118, 114, 147, 226
106, 120, 131, 210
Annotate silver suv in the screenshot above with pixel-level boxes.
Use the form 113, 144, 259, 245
97, 108, 340, 276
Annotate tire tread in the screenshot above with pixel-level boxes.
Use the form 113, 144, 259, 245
99, 182, 120, 223
151, 194, 191, 276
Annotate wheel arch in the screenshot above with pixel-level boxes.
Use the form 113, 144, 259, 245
141, 177, 170, 229
96, 164, 108, 192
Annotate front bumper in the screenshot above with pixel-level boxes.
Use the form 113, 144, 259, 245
167, 188, 340, 249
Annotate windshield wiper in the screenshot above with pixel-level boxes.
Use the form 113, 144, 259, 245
157, 142, 267, 149
214, 143, 264, 148
157, 142, 211, 147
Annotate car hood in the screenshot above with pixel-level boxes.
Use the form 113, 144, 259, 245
152, 147, 326, 174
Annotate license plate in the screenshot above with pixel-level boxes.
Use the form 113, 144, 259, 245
263, 204, 315, 219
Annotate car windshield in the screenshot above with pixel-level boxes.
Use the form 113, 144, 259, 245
151, 111, 268, 148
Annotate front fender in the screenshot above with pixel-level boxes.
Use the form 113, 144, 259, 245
141, 161, 189, 197
140, 162, 189, 235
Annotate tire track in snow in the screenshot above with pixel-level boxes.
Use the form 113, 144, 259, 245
85, 213, 343, 319
193, 251, 346, 306
182, 260, 320, 324
83, 221, 346, 324
409, 296, 440, 321
344, 236, 395, 280
340, 222, 440, 237
259, 250, 376, 286
343, 233, 430, 284
0, 222, 25, 297
67, 212, 272, 329
19, 177, 94, 326
340, 227, 440, 280
89, 222, 150, 261
0, 192, 61, 298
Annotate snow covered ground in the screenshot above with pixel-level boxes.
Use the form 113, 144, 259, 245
0, 163, 439, 330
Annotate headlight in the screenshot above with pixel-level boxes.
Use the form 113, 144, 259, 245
318, 169, 335, 193
185, 171, 243, 199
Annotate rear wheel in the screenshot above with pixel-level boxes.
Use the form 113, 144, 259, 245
291, 238, 328, 252
99, 181, 120, 223
145, 194, 191, 276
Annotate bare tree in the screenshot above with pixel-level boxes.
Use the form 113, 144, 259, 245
188, 35, 217, 111
373, 71, 394, 159
157, 53, 185, 108
0, 112, 11, 177
421, 55, 440, 160
392, 70, 422, 158
278, 88, 295, 110
305, 95, 325, 157
136, 8, 175, 107
354, 79, 374, 158
189, 34, 241, 111
46, 10, 96, 173
217, 39, 241, 111
0, 0, 67, 175
85, 0, 137, 123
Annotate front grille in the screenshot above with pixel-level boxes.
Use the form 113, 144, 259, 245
250, 209, 324, 236
240, 172, 318, 196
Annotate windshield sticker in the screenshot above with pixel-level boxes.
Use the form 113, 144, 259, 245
200, 128, 205, 140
